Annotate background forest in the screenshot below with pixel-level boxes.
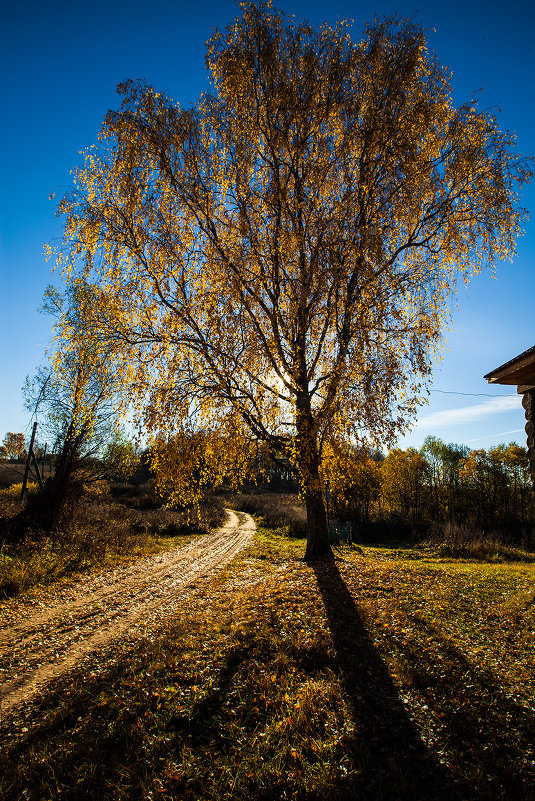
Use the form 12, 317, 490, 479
4, 425, 531, 559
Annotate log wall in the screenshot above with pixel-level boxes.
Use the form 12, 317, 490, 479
522, 389, 535, 495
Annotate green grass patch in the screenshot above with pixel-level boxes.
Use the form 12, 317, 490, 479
1, 528, 534, 800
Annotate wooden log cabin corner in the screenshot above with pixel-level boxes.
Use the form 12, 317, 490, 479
484, 345, 535, 497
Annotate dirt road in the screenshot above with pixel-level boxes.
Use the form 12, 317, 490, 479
0, 509, 254, 716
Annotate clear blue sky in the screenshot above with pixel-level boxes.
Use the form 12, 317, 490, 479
1, 0, 533, 451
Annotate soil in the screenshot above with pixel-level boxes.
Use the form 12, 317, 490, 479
0, 509, 254, 717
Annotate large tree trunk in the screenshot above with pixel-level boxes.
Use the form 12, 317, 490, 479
297, 416, 332, 561
303, 479, 332, 560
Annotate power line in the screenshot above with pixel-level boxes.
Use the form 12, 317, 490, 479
430, 390, 517, 398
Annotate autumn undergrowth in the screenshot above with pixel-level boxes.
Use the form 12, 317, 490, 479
0, 482, 225, 599
1, 523, 534, 801
232, 490, 307, 536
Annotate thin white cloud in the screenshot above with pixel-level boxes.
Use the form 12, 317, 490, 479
464, 429, 525, 444
415, 395, 522, 428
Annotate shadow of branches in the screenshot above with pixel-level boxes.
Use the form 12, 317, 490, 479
311, 558, 466, 801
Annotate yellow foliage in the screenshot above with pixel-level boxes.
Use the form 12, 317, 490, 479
150, 417, 257, 510
52, 4, 531, 536
382, 448, 429, 518
322, 441, 382, 519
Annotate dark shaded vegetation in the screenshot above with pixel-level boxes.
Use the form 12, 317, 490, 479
1, 528, 534, 800
227, 432, 535, 555
232, 489, 535, 563
326, 439, 533, 549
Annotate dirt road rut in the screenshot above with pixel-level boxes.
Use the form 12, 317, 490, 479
0, 509, 254, 716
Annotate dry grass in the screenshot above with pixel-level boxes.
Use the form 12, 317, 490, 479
1, 526, 534, 800
232, 491, 307, 536
0, 481, 226, 599
0, 462, 54, 490
421, 522, 535, 562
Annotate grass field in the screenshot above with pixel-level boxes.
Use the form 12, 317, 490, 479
0, 462, 54, 490
1, 525, 534, 801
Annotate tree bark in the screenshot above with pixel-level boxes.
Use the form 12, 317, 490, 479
303, 479, 332, 560
297, 415, 332, 561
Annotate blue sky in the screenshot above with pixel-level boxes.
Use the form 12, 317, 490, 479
1, 0, 533, 451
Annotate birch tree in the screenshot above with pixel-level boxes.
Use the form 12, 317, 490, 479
55, 2, 531, 558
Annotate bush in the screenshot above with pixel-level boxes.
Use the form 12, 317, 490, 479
232, 491, 307, 537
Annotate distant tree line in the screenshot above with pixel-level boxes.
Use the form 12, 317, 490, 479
323, 436, 533, 546
148, 430, 533, 546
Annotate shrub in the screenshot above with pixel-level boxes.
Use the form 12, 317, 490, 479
232, 492, 307, 537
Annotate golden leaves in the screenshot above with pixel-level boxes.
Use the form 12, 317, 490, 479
52, 4, 531, 510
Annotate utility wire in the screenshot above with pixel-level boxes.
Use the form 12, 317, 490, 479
430, 390, 517, 398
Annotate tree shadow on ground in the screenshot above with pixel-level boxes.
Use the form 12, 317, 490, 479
311, 558, 469, 801
2, 561, 534, 801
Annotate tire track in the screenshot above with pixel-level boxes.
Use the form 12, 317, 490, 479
0, 509, 254, 715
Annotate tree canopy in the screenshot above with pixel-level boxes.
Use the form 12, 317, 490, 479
54, 2, 531, 558
2, 433, 25, 461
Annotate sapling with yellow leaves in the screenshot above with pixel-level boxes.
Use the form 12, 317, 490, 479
23, 285, 125, 531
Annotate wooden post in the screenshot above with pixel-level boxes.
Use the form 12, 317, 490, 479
31, 451, 44, 490
42, 442, 47, 479
20, 422, 38, 502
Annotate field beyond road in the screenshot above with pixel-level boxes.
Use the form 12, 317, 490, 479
1, 526, 534, 801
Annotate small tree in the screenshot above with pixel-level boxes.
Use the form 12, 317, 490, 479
55, 3, 531, 558
23, 286, 121, 531
382, 447, 429, 523
322, 441, 382, 524
102, 429, 138, 480
2, 433, 25, 462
